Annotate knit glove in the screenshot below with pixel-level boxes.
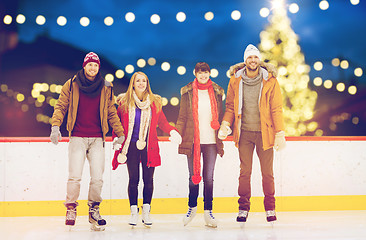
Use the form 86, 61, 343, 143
274, 131, 286, 151
218, 121, 232, 140
50, 126, 62, 145
112, 135, 125, 151
169, 130, 182, 144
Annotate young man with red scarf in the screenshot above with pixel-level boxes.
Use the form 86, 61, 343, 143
176, 62, 225, 228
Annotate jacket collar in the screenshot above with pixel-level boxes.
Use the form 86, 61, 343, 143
181, 81, 224, 96
235, 67, 269, 81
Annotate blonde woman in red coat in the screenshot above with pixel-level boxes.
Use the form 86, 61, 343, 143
112, 71, 181, 227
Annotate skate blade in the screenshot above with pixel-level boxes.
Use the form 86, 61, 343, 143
268, 221, 275, 227
205, 223, 217, 228
129, 223, 137, 228
239, 222, 246, 229
90, 224, 105, 231
66, 225, 74, 231
142, 222, 152, 228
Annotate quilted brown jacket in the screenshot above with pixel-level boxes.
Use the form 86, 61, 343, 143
176, 81, 225, 157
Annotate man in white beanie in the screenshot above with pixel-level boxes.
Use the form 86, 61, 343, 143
218, 44, 286, 223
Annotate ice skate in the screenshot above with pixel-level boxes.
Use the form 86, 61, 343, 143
236, 210, 248, 222
65, 204, 77, 230
141, 204, 152, 227
204, 210, 217, 228
129, 205, 139, 226
266, 210, 277, 225
183, 206, 197, 226
89, 203, 106, 231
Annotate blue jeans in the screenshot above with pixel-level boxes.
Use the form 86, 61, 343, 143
187, 144, 217, 210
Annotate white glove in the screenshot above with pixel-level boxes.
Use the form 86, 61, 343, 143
50, 126, 62, 145
169, 130, 182, 144
218, 121, 232, 140
274, 131, 286, 151
113, 135, 125, 151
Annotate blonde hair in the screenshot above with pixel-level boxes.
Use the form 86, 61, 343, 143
120, 71, 161, 111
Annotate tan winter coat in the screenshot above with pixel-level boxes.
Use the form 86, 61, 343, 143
223, 63, 284, 150
51, 76, 124, 140
176, 81, 225, 157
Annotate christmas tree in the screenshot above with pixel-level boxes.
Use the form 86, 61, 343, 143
258, 0, 318, 136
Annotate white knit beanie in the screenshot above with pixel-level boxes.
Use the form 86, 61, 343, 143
243, 44, 261, 62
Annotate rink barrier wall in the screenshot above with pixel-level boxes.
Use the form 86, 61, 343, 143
0, 136, 366, 217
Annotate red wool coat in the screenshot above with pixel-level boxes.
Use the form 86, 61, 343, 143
112, 100, 176, 170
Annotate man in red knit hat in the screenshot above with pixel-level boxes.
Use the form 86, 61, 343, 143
50, 52, 125, 231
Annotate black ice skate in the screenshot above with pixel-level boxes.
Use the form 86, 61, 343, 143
89, 203, 106, 231
266, 210, 277, 223
65, 203, 77, 227
236, 210, 248, 222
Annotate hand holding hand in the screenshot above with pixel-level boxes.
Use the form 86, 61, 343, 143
50, 126, 62, 145
113, 135, 125, 151
218, 121, 232, 140
169, 130, 182, 144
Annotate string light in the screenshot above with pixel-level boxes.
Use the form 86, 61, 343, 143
16, 14, 26, 24
57, 16, 67, 26
104, 16, 114, 26
3, 15, 12, 24
176, 12, 186, 22
204, 12, 214, 21
125, 12, 135, 23
150, 14, 160, 24
36, 15, 46, 25
80, 17, 90, 27
319, 0, 329, 10
231, 10, 241, 20
161, 62, 170, 71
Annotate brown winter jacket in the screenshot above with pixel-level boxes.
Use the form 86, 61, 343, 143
223, 64, 284, 150
176, 81, 225, 157
51, 75, 124, 141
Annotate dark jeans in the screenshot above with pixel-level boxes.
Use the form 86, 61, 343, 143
238, 131, 275, 211
126, 142, 155, 206
187, 144, 217, 210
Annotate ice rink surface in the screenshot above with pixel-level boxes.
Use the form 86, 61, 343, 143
1, 210, 366, 240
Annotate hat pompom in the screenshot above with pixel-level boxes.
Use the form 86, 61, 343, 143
192, 175, 202, 185
211, 120, 220, 130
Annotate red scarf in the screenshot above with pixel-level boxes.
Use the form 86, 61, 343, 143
191, 78, 220, 185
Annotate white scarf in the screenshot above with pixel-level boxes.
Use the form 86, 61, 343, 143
118, 92, 151, 163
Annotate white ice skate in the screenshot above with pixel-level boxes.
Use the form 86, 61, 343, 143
129, 205, 139, 226
183, 206, 197, 226
141, 204, 152, 227
204, 210, 217, 228
89, 205, 106, 231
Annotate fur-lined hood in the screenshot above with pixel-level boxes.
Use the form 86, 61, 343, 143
180, 81, 225, 96
228, 61, 278, 78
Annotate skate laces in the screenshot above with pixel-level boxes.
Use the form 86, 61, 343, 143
66, 208, 76, 220
207, 210, 215, 219
266, 210, 276, 217
238, 210, 248, 217
90, 207, 102, 221
186, 207, 193, 217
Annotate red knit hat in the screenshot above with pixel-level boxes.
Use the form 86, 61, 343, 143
83, 52, 100, 68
